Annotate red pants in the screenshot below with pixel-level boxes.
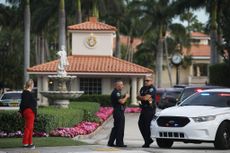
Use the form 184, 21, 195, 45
22, 108, 35, 145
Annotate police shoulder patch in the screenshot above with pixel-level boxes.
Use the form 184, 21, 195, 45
149, 88, 154, 92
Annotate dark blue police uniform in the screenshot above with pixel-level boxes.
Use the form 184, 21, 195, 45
108, 89, 125, 146
138, 85, 156, 147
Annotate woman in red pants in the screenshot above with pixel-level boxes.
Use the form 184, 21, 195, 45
19, 79, 37, 149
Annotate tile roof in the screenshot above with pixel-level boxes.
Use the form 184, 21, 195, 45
183, 44, 210, 57
27, 55, 153, 74
68, 17, 117, 31
191, 32, 209, 37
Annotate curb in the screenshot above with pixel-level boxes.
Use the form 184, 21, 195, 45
72, 115, 113, 140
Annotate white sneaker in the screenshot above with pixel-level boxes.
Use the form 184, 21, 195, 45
28, 144, 35, 149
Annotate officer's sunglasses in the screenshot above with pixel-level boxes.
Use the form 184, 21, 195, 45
144, 80, 151, 82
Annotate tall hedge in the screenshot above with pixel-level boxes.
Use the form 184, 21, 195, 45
209, 63, 230, 87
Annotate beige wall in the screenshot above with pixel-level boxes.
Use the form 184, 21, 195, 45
71, 31, 114, 56
161, 66, 190, 87
160, 58, 211, 87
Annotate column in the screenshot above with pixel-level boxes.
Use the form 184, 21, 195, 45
131, 77, 138, 106
37, 76, 42, 106
41, 76, 49, 106
138, 77, 143, 92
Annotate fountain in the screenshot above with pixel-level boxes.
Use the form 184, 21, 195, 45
40, 46, 84, 108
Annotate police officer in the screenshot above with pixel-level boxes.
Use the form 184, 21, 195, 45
137, 76, 156, 148
108, 80, 130, 147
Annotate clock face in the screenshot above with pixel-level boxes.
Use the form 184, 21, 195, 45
172, 54, 182, 65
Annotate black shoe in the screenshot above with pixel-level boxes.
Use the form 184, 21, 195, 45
148, 139, 154, 145
23, 144, 29, 148
107, 143, 115, 147
142, 139, 154, 148
116, 144, 127, 147
142, 144, 150, 148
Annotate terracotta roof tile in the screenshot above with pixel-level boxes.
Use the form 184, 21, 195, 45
183, 44, 210, 56
191, 32, 209, 37
27, 55, 153, 74
68, 17, 117, 31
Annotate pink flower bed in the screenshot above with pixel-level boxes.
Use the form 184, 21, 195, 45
50, 107, 141, 138
50, 107, 114, 138
96, 107, 113, 121
125, 107, 141, 113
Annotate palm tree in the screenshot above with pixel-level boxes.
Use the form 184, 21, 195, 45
131, 0, 177, 87
4, 0, 30, 83
101, 0, 126, 58
76, 0, 82, 23
59, 0, 66, 50
24, 0, 30, 83
174, 0, 219, 65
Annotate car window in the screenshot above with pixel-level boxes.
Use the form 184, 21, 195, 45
180, 92, 230, 107
1, 93, 21, 100
179, 88, 196, 101
166, 91, 181, 98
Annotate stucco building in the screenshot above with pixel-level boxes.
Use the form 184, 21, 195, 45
161, 32, 212, 87
27, 17, 153, 106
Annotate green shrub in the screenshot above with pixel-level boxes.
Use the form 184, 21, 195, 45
0, 102, 100, 134
69, 102, 100, 114
0, 111, 24, 133
209, 63, 230, 87
71, 95, 132, 106
71, 95, 111, 106
37, 108, 84, 132
83, 110, 100, 123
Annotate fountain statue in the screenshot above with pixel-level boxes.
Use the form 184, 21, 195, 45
40, 45, 84, 108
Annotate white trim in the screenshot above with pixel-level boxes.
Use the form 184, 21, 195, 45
192, 56, 210, 60
28, 72, 152, 76
68, 30, 115, 33
192, 36, 210, 40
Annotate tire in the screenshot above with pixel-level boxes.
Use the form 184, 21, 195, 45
214, 122, 230, 149
156, 138, 173, 148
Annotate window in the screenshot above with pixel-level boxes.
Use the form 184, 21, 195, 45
191, 39, 200, 44
80, 78, 102, 95
193, 64, 208, 77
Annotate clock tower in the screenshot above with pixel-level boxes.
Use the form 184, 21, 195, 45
68, 17, 116, 56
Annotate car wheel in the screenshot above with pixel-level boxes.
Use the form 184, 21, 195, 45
214, 122, 230, 149
156, 138, 173, 148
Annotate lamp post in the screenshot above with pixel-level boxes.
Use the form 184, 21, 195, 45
171, 53, 183, 85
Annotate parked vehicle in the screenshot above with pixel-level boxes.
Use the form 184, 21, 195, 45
0, 91, 22, 107
157, 88, 183, 109
156, 88, 165, 105
173, 84, 187, 89
177, 85, 223, 103
151, 88, 230, 149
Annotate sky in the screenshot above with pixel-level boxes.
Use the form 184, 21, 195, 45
173, 9, 209, 25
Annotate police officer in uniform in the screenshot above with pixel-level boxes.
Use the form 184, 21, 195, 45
137, 76, 156, 148
108, 80, 130, 147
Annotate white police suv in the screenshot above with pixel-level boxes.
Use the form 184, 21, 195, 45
151, 89, 230, 149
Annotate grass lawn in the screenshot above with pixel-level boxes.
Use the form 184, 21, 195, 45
0, 137, 87, 148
